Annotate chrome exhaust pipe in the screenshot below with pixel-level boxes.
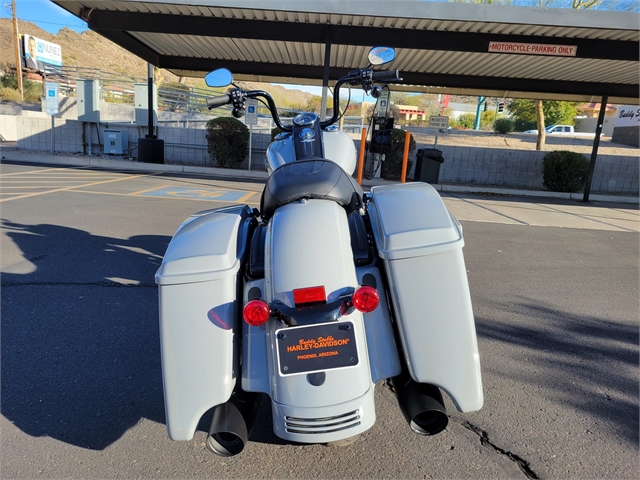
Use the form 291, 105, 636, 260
391, 372, 448, 435
206, 390, 262, 457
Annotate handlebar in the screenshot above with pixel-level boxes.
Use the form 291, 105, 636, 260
204, 67, 402, 132
206, 94, 231, 108
371, 69, 401, 82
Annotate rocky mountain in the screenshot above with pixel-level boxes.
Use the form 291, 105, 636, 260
0, 18, 319, 109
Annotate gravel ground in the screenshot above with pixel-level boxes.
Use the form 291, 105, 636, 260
405, 127, 640, 156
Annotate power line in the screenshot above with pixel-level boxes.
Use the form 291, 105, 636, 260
0, 15, 87, 29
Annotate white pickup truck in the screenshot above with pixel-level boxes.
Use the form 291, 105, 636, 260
524, 125, 601, 137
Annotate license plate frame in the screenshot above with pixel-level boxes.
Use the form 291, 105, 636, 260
275, 321, 359, 376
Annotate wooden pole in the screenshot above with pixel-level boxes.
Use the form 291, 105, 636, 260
357, 127, 367, 185
400, 131, 411, 183
12, 1, 23, 99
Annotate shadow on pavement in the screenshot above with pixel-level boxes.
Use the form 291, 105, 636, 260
1, 220, 170, 450
476, 301, 639, 446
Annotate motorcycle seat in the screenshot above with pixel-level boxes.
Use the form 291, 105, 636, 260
260, 159, 364, 218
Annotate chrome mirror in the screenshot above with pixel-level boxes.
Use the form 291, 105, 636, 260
368, 46, 396, 66
204, 68, 233, 87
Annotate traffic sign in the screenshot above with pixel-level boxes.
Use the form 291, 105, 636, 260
245, 99, 258, 125
429, 115, 449, 129
45, 82, 59, 115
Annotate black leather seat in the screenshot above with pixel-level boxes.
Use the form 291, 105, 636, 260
260, 159, 364, 218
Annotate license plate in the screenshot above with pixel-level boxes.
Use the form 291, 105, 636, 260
275, 321, 359, 376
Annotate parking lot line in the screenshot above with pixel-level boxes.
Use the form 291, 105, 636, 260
236, 191, 257, 203
65, 189, 261, 205
0, 167, 64, 177
0, 174, 152, 203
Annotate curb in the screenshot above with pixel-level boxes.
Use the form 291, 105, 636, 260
1, 150, 638, 205
0, 151, 270, 180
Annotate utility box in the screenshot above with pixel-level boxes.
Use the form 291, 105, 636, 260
103, 129, 128, 155
77, 79, 100, 123
134, 83, 158, 127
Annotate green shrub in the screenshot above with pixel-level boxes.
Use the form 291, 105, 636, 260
495, 118, 515, 134
480, 111, 496, 130
271, 126, 284, 142
0, 87, 22, 101
205, 117, 250, 168
457, 113, 476, 130
381, 129, 416, 180
0, 75, 43, 102
514, 119, 536, 132
542, 150, 590, 193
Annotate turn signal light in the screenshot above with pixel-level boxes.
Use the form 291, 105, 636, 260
352, 286, 379, 313
243, 299, 270, 326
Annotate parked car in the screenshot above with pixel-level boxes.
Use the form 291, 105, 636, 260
524, 125, 601, 137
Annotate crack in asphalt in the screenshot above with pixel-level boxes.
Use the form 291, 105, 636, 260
1, 281, 157, 288
453, 418, 540, 479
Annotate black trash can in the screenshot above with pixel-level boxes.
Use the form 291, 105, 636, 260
138, 137, 164, 164
413, 148, 444, 184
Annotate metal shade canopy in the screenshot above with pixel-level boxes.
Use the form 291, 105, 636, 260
52, 0, 639, 103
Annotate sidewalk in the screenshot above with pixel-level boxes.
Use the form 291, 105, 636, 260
1, 148, 638, 205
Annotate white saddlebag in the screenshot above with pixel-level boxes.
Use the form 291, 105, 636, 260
367, 183, 483, 412
155, 205, 252, 440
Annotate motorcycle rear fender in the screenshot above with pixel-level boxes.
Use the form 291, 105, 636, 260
258, 200, 373, 406
155, 205, 253, 440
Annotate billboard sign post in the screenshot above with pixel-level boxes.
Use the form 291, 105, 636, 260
45, 82, 59, 155
245, 99, 258, 171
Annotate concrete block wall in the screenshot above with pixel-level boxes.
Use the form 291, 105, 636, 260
438, 146, 546, 189
0, 114, 18, 141
591, 154, 639, 194
9, 116, 638, 195
16, 117, 84, 153
436, 145, 638, 195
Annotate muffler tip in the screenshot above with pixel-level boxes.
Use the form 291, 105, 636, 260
206, 431, 246, 457
391, 374, 449, 436
206, 401, 249, 457
410, 409, 449, 436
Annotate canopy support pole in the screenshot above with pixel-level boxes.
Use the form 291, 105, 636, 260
320, 42, 331, 121
582, 95, 608, 203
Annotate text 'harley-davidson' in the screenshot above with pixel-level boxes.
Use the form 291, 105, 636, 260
155, 47, 483, 456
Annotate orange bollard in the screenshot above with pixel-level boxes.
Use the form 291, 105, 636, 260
400, 131, 411, 183
357, 127, 367, 185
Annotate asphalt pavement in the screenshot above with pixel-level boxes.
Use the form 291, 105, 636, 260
1, 160, 638, 479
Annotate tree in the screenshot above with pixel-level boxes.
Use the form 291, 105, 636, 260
507, 99, 581, 148
305, 95, 323, 114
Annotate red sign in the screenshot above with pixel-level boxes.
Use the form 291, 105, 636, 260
489, 41, 577, 57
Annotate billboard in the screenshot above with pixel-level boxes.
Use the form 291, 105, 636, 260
22, 34, 62, 72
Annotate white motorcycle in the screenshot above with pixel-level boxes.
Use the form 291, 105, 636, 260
155, 47, 482, 456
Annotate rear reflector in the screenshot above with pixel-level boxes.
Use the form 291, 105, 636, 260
352, 286, 379, 313
243, 299, 271, 326
293, 286, 326, 307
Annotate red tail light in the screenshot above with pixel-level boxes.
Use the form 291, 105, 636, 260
293, 286, 326, 307
352, 286, 379, 313
243, 299, 270, 326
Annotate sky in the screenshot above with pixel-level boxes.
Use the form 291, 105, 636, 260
2, 0, 332, 95
2, 0, 362, 98
1, 0, 88, 34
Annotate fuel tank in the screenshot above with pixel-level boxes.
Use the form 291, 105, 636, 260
265, 129, 357, 175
